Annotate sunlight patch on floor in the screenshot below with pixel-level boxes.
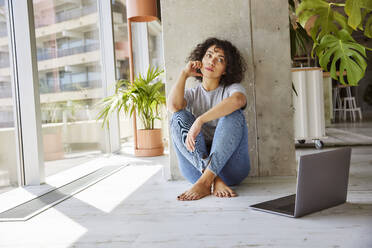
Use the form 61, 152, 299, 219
72, 165, 162, 213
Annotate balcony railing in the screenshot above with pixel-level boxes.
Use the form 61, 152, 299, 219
35, 5, 97, 28
0, 85, 12, 98
0, 60, 9, 68
39, 79, 101, 94
56, 5, 97, 24
60, 79, 101, 91
37, 43, 100, 61
0, 30, 7, 38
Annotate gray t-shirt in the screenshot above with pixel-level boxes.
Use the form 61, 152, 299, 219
184, 83, 247, 144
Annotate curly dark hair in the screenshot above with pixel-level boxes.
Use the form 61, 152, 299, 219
186, 37, 246, 86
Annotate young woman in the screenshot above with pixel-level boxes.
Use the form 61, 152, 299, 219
167, 37, 250, 201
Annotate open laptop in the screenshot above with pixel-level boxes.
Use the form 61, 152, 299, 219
250, 147, 352, 218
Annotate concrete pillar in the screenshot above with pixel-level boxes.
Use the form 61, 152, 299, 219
161, 0, 296, 179
251, 0, 297, 176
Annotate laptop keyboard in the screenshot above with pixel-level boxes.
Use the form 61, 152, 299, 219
277, 203, 295, 212
250, 194, 296, 215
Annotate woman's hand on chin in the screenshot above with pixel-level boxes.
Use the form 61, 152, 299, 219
186, 117, 204, 152
183, 61, 203, 78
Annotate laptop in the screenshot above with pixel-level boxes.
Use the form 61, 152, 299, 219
250, 147, 352, 218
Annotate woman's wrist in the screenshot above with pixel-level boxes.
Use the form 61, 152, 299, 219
196, 115, 206, 125
181, 69, 190, 79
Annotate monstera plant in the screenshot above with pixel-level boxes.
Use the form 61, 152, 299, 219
291, 0, 372, 86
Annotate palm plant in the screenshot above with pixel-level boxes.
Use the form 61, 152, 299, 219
96, 66, 165, 130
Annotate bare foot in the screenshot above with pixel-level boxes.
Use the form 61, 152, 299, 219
213, 177, 237, 198
177, 182, 212, 201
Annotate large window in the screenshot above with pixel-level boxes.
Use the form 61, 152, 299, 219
147, 20, 167, 150
0, 0, 159, 193
112, 0, 133, 145
0, 1, 18, 193
32, 0, 115, 176
148, 21, 164, 69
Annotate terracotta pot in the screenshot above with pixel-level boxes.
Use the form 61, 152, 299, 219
135, 128, 164, 157
43, 132, 64, 161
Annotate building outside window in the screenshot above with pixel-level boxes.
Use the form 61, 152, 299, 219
31, 0, 128, 176
0, 0, 163, 193
0, 0, 18, 194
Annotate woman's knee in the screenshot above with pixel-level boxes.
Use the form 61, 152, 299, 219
170, 109, 195, 141
171, 109, 195, 124
218, 110, 245, 126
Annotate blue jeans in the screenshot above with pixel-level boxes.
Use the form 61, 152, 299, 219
170, 109, 250, 186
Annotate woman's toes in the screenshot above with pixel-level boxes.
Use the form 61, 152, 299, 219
182, 193, 189, 200
187, 192, 196, 200
186, 193, 193, 200
191, 193, 199, 200
227, 188, 236, 196
177, 192, 185, 200
180, 192, 190, 200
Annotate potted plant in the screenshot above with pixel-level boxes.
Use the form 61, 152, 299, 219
292, 0, 371, 86
41, 102, 65, 161
289, 0, 372, 149
41, 100, 84, 160
96, 66, 166, 156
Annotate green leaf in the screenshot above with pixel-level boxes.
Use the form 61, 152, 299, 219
345, 0, 362, 29
315, 29, 367, 86
345, 0, 372, 30
96, 65, 165, 129
365, 14, 372, 38
297, 0, 351, 41
360, 0, 372, 10
356, 9, 369, 31
296, 0, 329, 18
290, 18, 313, 58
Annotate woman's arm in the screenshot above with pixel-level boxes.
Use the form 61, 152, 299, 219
167, 61, 203, 113
167, 71, 188, 113
198, 92, 246, 123
185, 92, 246, 152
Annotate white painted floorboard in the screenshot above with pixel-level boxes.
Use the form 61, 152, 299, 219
0, 147, 371, 248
